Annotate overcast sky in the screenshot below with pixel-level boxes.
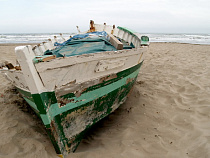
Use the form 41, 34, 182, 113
0, 0, 210, 33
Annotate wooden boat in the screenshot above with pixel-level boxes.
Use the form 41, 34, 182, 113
0, 20, 149, 158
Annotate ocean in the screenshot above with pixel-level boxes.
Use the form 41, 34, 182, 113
0, 33, 210, 45
0, 33, 73, 44
145, 33, 210, 45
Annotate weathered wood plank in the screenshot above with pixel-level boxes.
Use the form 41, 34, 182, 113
103, 23, 113, 34
109, 33, 123, 50
35, 48, 145, 72
42, 55, 56, 62
34, 48, 146, 91
38, 43, 46, 55
60, 33, 66, 42
15, 45, 45, 93
32, 45, 42, 56
43, 41, 53, 50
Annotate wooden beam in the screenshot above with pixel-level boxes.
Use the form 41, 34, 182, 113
108, 34, 123, 50
76, 26, 81, 33
89, 20, 95, 32
15, 46, 45, 93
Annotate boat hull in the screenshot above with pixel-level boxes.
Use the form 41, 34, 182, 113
17, 61, 143, 156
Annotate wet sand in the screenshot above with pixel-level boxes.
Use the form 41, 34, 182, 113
0, 43, 210, 158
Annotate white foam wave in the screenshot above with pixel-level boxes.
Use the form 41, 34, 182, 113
0, 33, 210, 45
143, 33, 210, 45
0, 33, 74, 44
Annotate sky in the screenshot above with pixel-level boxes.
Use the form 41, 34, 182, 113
0, 0, 210, 34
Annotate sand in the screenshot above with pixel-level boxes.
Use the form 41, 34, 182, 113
0, 43, 209, 158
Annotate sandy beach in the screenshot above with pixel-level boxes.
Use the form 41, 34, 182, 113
0, 43, 209, 158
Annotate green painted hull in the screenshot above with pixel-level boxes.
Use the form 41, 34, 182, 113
17, 62, 143, 157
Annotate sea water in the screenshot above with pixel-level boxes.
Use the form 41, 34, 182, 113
0, 33, 210, 45
0, 33, 74, 44
144, 33, 210, 45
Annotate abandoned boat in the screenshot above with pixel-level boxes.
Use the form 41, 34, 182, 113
0, 20, 149, 157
